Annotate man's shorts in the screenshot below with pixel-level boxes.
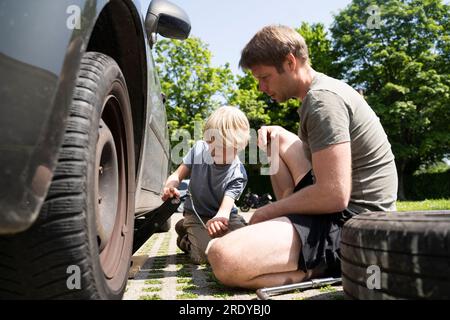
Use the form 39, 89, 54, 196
285, 170, 356, 277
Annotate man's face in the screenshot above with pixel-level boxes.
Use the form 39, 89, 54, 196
250, 62, 294, 102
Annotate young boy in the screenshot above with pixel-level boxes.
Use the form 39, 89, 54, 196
161, 106, 250, 264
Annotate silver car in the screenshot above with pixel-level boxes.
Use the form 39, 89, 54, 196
0, 0, 190, 299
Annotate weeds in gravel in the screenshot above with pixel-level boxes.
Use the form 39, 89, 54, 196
146, 273, 164, 279
176, 292, 199, 299
148, 268, 165, 274
319, 285, 337, 293
144, 279, 162, 285
176, 284, 198, 292
139, 294, 161, 300
143, 287, 161, 293
177, 278, 193, 284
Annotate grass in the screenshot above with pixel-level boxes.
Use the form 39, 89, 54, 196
212, 292, 232, 299
143, 287, 162, 292
176, 292, 199, 299
177, 278, 194, 284
319, 285, 337, 293
148, 268, 165, 274
176, 284, 198, 291
144, 279, 162, 285
176, 248, 184, 254
177, 269, 192, 278
206, 272, 218, 283
396, 199, 450, 211
139, 294, 161, 300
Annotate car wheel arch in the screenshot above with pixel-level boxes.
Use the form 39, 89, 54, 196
87, 0, 150, 177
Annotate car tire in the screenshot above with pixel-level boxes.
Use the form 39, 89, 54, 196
0, 52, 135, 299
341, 211, 450, 300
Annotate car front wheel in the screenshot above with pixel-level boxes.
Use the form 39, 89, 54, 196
0, 52, 135, 299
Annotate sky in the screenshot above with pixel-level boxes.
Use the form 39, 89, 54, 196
144, 0, 353, 75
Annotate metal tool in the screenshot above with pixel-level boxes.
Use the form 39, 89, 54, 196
256, 277, 342, 300
188, 184, 208, 229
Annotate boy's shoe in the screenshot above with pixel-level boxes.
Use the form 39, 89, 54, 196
177, 234, 191, 254
175, 218, 187, 237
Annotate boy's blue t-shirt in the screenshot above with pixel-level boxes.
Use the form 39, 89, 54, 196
182, 141, 247, 218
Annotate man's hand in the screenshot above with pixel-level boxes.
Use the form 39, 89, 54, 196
206, 217, 229, 238
249, 204, 273, 225
161, 187, 180, 201
257, 125, 283, 153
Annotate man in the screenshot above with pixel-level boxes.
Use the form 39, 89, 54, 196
206, 25, 398, 289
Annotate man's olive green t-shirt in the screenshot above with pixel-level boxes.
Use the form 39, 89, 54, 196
299, 73, 398, 213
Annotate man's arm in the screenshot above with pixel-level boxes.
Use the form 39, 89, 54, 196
250, 142, 351, 224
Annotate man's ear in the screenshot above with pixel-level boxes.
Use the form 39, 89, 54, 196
286, 53, 297, 71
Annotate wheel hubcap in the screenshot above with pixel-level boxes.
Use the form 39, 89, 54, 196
95, 119, 119, 252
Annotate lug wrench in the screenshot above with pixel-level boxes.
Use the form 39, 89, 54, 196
256, 277, 342, 300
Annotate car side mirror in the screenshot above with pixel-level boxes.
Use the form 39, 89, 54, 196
145, 0, 191, 46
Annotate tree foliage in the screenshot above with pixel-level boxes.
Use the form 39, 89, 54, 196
154, 37, 235, 146
331, 0, 450, 198
297, 22, 342, 78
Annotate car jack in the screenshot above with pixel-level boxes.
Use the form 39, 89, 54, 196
133, 196, 184, 252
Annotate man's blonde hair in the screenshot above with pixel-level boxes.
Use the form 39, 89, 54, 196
239, 25, 309, 73
203, 106, 250, 151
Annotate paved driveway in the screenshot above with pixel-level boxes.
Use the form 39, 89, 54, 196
124, 212, 344, 300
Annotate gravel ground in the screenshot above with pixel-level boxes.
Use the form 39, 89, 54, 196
123, 211, 345, 300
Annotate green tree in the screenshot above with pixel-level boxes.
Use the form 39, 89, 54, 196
331, 0, 450, 199
155, 37, 235, 147
297, 22, 342, 78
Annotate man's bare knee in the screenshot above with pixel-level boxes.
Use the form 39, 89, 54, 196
207, 240, 244, 287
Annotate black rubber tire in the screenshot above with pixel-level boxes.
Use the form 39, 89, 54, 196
341, 211, 450, 300
0, 52, 135, 299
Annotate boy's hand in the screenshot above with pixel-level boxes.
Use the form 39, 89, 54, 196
206, 217, 229, 238
161, 187, 180, 201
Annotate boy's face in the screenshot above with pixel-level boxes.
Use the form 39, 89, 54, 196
207, 141, 237, 165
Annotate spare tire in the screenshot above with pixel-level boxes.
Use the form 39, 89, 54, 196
341, 211, 450, 300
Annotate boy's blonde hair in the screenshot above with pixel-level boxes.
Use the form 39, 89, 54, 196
203, 106, 250, 151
